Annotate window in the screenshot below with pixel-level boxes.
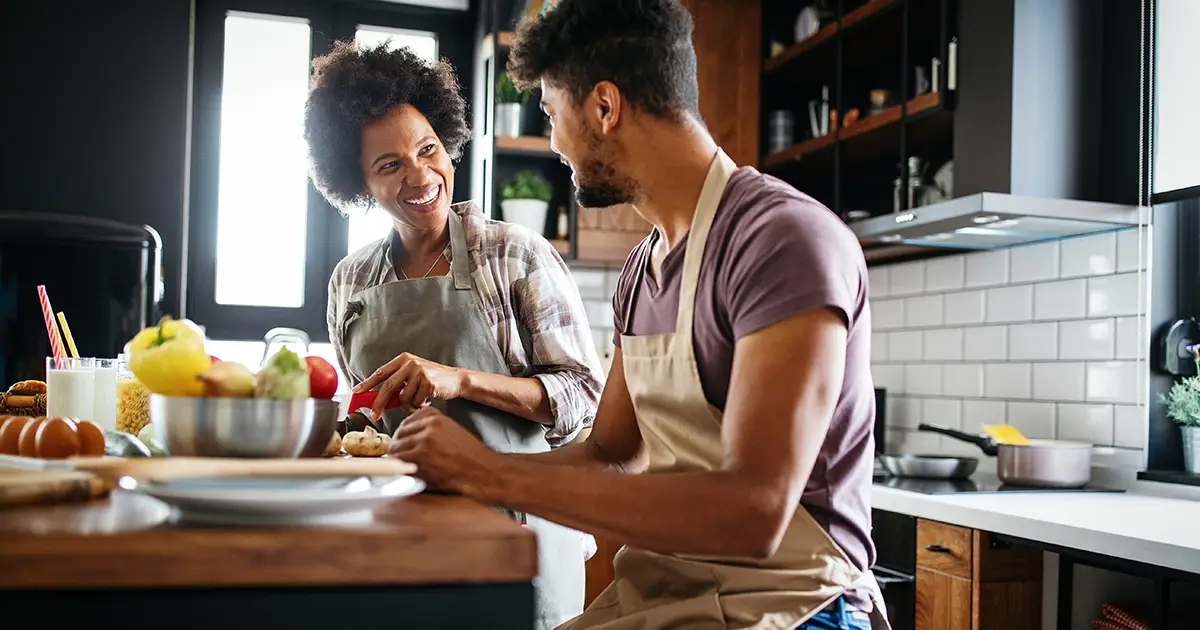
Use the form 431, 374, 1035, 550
214, 13, 312, 308
187, 0, 471, 341
345, 26, 439, 255
1153, 0, 1200, 198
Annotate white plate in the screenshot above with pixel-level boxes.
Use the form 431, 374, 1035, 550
124, 475, 424, 526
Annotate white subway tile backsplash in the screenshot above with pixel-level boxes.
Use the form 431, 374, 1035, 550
872, 332, 889, 362
986, 363, 1031, 398
1085, 361, 1142, 404
896, 429, 942, 453
570, 268, 610, 300
873, 299, 906, 330
868, 266, 890, 298
583, 299, 614, 329
943, 364, 984, 397
1060, 232, 1117, 278
1057, 404, 1115, 446
1009, 241, 1060, 283
889, 261, 926, 296
1058, 319, 1115, 361
924, 328, 964, 361
1008, 323, 1058, 360
1113, 404, 1146, 449
1116, 227, 1146, 273
889, 331, 924, 362
890, 396, 924, 429
872, 365, 905, 392
592, 329, 615, 359
1007, 401, 1057, 439
1114, 316, 1141, 361
1032, 362, 1086, 401
986, 285, 1033, 323
1088, 273, 1141, 317
962, 399, 1006, 433
923, 398, 962, 429
905, 295, 945, 327
965, 250, 1010, 288
1034, 279, 1088, 320
925, 256, 965, 292
905, 364, 943, 396
964, 325, 1008, 361
944, 290, 986, 325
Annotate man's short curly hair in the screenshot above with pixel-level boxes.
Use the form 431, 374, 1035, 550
506, 0, 699, 122
304, 40, 470, 210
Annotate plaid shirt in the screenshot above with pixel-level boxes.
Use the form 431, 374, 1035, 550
326, 201, 605, 445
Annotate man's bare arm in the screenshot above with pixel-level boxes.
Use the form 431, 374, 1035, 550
475, 307, 848, 558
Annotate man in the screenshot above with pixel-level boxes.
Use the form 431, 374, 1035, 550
387, 0, 888, 627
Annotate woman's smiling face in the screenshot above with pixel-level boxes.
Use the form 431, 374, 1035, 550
359, 103, 455, 231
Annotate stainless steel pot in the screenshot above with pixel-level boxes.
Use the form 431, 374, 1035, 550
918, 423, 1094, 488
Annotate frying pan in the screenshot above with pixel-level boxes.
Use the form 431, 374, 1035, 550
878, 452, 978, 480
918, 423, 1094, 488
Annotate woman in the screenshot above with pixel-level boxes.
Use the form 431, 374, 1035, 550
304, 41, 602, 629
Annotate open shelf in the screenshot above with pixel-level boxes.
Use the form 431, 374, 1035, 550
548, 239, 570, 257
495, 135, 555, 157
763, 0, 901, 75
481, 30, 515, 54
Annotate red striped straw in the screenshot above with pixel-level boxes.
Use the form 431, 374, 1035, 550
37, 285, 66, 370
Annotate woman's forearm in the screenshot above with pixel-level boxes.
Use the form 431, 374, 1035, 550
458, 369, 552, 424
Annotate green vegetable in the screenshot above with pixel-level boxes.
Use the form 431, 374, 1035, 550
500, 170, 553, 203
256, 347, 311, 399
1162, 375, 1200, 427
496, 72, 530, 105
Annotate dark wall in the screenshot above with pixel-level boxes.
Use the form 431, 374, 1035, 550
2, 0, 194, 317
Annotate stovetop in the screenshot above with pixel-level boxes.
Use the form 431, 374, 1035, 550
872, 472, 1125, 495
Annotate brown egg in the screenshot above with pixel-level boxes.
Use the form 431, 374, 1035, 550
0, 416, 31, 455
17, 417, 46, 456
36, 418, 80, 459
75, 420, 106, 457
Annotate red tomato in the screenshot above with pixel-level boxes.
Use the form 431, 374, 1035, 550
305, 356, 338, 399
210, 356, 221, 364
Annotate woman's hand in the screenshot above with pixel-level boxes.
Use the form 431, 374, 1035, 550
354, 352, 467, 419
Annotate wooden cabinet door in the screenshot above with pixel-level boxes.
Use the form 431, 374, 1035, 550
915, 567, 972, 630
679, 0, 761, 167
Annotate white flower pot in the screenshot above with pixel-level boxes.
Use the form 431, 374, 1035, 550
495, 103, 523, 138
501, 199, 549, 235
1183, 426, 1200, 474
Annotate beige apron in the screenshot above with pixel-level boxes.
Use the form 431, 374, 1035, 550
559, 150, 891, 630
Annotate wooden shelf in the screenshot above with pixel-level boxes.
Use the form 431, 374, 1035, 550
494, 135, 555, 157
763, 0, 900, 75
549, 239, 570, 256
763, 93, 943, 170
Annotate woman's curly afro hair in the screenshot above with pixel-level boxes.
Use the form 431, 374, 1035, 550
304, 40, 471, 211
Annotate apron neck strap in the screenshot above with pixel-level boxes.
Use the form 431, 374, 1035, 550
673, 149, 737, 339
447, 207, 471, 290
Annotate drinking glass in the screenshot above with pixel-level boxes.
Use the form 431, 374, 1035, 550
92, 358, 122, 431
46, 357, 96, 421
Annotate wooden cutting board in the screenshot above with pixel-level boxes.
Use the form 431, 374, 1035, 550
0, 469, 113, 508
69, 456, 418, 483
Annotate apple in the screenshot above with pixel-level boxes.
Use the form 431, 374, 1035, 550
305, 356, 338, 399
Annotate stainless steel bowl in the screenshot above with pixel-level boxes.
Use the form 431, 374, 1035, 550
149, 395, 340, 458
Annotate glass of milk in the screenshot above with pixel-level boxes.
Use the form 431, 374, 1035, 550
91, 358, 121, 431
46, 357, 96, 421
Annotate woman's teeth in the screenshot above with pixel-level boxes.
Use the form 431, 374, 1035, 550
404, 186, 440, 206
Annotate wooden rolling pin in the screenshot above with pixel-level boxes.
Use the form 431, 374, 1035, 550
0, 469, 113, 508
69, 456, 418, 483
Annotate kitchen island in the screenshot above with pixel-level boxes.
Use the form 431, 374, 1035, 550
0, 490, 537, 629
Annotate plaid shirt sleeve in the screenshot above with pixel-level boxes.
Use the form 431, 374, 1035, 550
504, 231, 606, 446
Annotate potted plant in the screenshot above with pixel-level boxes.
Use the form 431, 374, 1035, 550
1162, 374, 1200, 473
495, 72, 530, 138
500, 170, 553, 235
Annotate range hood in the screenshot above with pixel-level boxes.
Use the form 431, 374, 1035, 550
851, 193, 1145, 265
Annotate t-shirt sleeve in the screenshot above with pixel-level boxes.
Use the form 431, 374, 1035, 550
720, 195, 865, 341
611, 237, 652, 349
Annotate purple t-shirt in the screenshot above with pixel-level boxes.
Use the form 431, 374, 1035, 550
612, 167, 876, 609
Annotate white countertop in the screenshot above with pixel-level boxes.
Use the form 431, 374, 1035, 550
872, 483, 1200, 575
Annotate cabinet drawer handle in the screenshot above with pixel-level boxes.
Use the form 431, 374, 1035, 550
924, 544, 951, 553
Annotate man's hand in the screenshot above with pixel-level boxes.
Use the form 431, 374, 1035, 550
389, 407, 499, 496
354, 353, 466, 418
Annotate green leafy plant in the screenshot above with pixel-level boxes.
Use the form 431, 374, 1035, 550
1162, 375, 1200, 427
496, 72, 530, 105
500, 170, 553, 202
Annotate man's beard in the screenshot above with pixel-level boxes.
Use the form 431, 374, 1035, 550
574, 158, 636, 209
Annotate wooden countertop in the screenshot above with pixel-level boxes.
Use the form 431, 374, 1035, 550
0, 491, 537, 590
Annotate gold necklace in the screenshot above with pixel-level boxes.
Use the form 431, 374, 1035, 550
400, 253, 444, 280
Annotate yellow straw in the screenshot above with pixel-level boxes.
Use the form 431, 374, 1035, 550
56, 311, 80, 359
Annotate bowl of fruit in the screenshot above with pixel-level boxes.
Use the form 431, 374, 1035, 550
128, 318, 342, 459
